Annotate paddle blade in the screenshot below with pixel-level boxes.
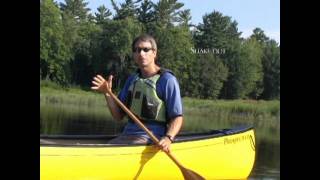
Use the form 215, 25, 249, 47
180, 167, 206, 180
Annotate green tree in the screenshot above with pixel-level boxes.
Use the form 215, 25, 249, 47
239, 38, 264, 99
153, 0, 184, 28
137, 0, 155, 24
250, 28, 280, 99
94, 5, 112, 24
195, 11, 241, 53
69, 22, 102, 86
59, 0, 91, 21
111, 0, 140, 20
250, 27, 270, 44
40, 0, 72, 84
177, 9, 192, 27
194, 11, 244, 99
261, 40, 280, 99
153, 26, 196, 96
93, 18, 142, 90
59, 0, 102, 86
220, 38, 264, 99
196, 54, 228, 99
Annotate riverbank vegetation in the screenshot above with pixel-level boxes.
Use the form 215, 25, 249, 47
41, 80, 279, 117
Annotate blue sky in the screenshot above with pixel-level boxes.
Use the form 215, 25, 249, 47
55, 0, 280, 43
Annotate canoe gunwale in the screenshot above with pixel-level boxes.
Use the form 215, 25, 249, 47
40, 126, 254, 147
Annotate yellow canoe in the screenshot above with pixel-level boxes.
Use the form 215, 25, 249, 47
40, 126, 255, 180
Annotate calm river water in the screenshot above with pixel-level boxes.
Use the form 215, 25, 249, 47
40, 101, 280, 180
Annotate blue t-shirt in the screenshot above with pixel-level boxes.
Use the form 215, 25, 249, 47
118, 70, 183, 120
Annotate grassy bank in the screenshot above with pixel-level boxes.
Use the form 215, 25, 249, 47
41, 80, 104, 107
41, 80, 280, 139
41, 80, 279, 117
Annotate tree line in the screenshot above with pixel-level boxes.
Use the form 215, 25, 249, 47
40, 0, 280, 100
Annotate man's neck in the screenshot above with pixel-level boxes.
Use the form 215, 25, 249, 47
140, 65, 160, 78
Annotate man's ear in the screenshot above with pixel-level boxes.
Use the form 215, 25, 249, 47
153, 50, 157, 57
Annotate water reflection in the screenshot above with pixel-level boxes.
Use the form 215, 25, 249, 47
40, 103, 125, 135
249, 139, 280, 180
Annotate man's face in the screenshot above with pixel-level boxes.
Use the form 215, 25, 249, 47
133, 40, 157, 68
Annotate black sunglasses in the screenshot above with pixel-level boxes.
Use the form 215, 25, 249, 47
133, 47, 154, 53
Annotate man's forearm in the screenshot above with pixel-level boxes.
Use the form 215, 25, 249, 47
166, 116, 183, 139
104, 94, 124, 121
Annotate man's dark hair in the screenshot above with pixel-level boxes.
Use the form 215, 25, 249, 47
131, 34, 158, 52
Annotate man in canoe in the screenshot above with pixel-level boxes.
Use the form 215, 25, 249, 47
91, 34, 183, 153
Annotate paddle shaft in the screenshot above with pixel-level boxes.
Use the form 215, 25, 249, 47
106, 89, 186, 168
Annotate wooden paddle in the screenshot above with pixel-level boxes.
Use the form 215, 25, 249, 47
106, 88, 205, 180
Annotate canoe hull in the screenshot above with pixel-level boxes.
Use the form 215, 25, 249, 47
41, 128, 255, 179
